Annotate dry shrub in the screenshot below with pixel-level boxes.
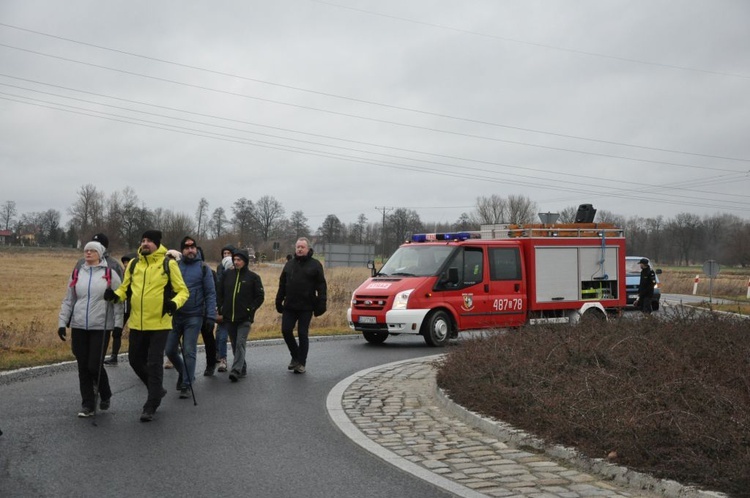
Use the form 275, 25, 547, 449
437, 310, 750, 496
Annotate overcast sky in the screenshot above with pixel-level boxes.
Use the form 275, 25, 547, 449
1, 0, 749, 230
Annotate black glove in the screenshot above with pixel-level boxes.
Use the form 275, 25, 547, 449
113, 327, 123, 336
275, 300, 284, 314
313, 302, 327, 317
57, 327, 66, 341
103, 288, 117, 302
165, 300, 178, 315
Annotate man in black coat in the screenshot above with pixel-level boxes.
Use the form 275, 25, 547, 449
636, 257, 657, 314
275, 237, 327, 374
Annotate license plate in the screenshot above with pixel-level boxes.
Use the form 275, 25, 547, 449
358, 316, 377, 324
628, 294, 638, 300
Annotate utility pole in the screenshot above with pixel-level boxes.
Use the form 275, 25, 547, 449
375, 206, 393, 262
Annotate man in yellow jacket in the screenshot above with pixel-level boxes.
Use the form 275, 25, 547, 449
105, 230, 189, 422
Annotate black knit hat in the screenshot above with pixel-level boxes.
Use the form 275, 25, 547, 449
141, 230, 162, 246
180, 236, 196, 250
233, 248, 250, 265
91, 233, 109, 249
638, 258, 650, 265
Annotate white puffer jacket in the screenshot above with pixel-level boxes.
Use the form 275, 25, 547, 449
58, 260, 124, 330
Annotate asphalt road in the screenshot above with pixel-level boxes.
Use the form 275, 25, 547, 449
0, 335, 452, 498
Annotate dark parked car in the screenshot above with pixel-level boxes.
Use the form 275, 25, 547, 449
625, 256, 662, 310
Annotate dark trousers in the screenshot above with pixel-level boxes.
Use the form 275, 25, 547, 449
281, 309, 313, 366
201, 319, 217, 368
71, 329, 111, 410
108, 311, 129, 357
128, 329, 169, 411
639, 294, 654, 314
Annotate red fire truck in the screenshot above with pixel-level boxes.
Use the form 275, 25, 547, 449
347, 222, 626, 346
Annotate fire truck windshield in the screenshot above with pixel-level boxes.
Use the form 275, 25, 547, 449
379, 245, 455, 277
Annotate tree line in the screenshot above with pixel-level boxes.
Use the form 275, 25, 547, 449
2, 188, 749, 266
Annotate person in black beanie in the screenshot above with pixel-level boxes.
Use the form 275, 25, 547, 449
105, 229, 189, 421
216, 248, 264, 382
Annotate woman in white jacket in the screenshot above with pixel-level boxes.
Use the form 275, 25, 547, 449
58, 241, 124, 418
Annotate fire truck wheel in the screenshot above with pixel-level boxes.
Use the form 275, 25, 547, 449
363, 331, 388, 344
423, 310, 451, 347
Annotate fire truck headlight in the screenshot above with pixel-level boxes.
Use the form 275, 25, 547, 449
392, 289, 414, 310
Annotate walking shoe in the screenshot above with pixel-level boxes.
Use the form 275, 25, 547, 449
140, 409, 155, 422
99, 398, 110, 411
228, 370, 239, 382
103, 356, 118, 366
293, 364, 306, 374
77, 408, 95, 418
204, 363, 216, 376
217, 358, 227, 373
164, 359, 173, 369
287, 359, 299, 370
179, 387, 190, 399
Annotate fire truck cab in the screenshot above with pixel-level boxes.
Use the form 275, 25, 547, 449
347, 222, 626, 346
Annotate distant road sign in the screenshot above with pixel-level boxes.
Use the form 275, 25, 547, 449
702, 260, 720, 278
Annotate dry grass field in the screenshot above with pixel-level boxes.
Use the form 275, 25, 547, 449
0, 248, 370, 370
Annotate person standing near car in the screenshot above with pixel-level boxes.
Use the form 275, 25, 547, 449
275, 237, 327, 374
636, 257, 657, 314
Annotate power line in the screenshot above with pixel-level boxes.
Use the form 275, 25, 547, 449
0, 23, 748, 164
309, 0, 750, 80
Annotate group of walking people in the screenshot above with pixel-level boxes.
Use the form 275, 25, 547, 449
57, 231, 327, 422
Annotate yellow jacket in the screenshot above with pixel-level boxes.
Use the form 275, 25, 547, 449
114, 244, 189, 331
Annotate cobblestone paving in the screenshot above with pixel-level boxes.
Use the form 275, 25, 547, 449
341, 359, 661, 498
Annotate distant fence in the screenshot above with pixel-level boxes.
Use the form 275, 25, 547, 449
319, 243, 375, 268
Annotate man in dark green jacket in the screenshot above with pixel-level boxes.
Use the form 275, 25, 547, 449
216, 248, 264, 382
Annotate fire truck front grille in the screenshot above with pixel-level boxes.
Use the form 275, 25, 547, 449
352, 295, 389, 311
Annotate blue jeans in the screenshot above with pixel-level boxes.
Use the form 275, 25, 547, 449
216, 322, 229, 360
165, 314, 203, 387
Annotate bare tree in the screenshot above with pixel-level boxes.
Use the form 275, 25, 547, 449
1, 200, 17, 231
161, 210, 195, 248
387, 208, 423, 252
557, 205, 579, 224
596, 210, 625, 226
318, 214, 343, 243
288, 210, 309, 240
506, 195, 537, 224
195, 197, 209, 240
349, 213, 367, 243
117, 187, 151, 249
209, 207, 229, 239
453, 212, 476, 231
67, 184, 104, 242
666, 213, 702, 265
254, 195, 285, 242
645, 216, 664, 262
472, 195, 507, 224
231, 197, 256, 246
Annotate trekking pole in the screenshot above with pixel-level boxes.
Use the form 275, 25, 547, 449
178, 335, 197, 406
92, 270, 113, 427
